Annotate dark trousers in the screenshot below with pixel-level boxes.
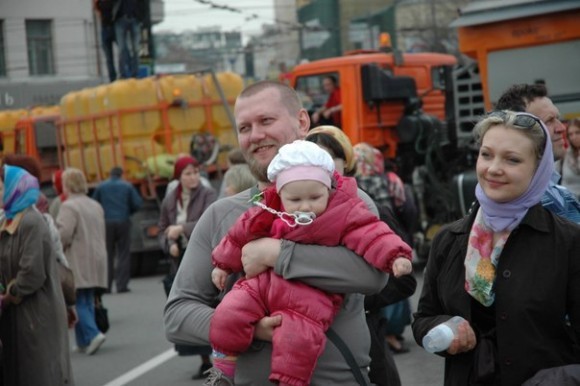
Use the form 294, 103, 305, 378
367, 312, 402, 386
106, 220, 132, 292
101, 25, 117, 82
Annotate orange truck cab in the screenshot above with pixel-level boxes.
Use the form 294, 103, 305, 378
290, 50, 457, 161
289, 49, 464, 209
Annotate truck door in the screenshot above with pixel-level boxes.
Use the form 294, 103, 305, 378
33, 119, 61, 183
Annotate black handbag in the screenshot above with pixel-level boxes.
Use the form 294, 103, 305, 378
94, 295, 110, 333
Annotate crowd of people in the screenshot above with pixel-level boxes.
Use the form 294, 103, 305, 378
0, 79, 578, 385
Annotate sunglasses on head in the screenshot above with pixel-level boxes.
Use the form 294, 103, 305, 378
490, 111, 543, 130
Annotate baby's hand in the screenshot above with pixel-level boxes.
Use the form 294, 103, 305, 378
211, 267, 228, 290
392, 257, 413, 277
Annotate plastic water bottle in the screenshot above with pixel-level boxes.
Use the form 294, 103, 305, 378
422, 316, 465, 353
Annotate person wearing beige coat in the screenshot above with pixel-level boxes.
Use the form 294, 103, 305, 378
57, 168, 108, 355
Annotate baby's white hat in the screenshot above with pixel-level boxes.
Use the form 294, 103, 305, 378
267, 140, 335, 193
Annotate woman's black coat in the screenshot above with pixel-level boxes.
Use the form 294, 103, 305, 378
412, 204, 580, 386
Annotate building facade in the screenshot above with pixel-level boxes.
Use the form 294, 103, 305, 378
0, 0, 164, 109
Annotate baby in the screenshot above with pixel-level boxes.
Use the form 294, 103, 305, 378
207, 140, 412, 386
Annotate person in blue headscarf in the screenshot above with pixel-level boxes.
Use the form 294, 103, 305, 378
0, 165, 74, 385
412, 111, 580, 386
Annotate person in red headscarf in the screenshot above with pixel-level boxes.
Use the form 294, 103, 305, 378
157, 155, 217, 379
49, 170, 66, 219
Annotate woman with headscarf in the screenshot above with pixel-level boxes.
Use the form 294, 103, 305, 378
412, 111, 580, 385
158, 155, 217, 379
57, 167, 108, 356
2, 157, 77, 325
0, 165, 73, 385
49, 169, 66, 219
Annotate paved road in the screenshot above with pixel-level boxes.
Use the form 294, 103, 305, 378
70, 268, 444, 386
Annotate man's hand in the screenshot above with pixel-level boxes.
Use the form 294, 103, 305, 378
166, 225, 183, 241
241, 238, 281, 278
322, 108, 332, 119
447, 320, 477, 355
254, 315, 282, 341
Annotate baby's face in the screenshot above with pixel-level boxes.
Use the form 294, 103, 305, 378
279, 180, 330, 217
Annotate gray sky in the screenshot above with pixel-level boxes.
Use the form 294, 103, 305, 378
154, 0, 275, 38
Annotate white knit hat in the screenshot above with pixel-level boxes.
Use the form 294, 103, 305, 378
267, 140, 335, 193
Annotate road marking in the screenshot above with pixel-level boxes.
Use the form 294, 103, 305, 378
102, 348, 177, 386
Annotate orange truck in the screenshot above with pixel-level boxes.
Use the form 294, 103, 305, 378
290, 49, 463, 260
0, 71, 242, 274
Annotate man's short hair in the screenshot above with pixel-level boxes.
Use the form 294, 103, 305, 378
495, 83, 548, 112
110, 166, 123, 177
237, 80, 302, 116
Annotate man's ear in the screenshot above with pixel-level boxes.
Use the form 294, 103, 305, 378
297, 108, 311, 137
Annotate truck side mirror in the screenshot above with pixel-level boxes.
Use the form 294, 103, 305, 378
361, 64, 418, 104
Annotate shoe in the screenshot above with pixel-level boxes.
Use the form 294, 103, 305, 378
117, 288, 131, 293
72, 346, 86, 353
387, 340, 410, 354
192, 363, 213, 380
386, 334, 410, 354
86, 333, 106, 355
202, 367, 234, 386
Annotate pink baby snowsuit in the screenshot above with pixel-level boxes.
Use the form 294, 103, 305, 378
210, 173, 412, 386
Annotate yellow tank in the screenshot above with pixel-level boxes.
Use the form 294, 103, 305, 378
58, 72, 242, 183
202, 72, 243, 166
106, 78, 159, 138
157, 74, 205, 140
0, 109, 28, 153
87, 85, 110, 141
204, 71, 243, 129
76, 89, 93, 143
60, 91, 80, 146
63, 147, 99, 181
29, 105, 60, 117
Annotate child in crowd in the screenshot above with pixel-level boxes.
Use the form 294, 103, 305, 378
206, 140, 413, 386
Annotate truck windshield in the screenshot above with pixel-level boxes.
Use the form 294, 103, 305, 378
295, 72, 340, 112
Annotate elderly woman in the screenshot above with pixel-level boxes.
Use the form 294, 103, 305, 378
57, 168, 108, 355
0, 165, 73, 385
158, 155, 217, 379
413, 111, 580, 385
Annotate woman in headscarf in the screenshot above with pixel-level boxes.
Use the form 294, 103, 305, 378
2, 156, 77, 325
412, 111, 580, 385
57, 167, 108, 355
49, 169, 66, 219
0, 165, 73, 385
158, 155, 217, 379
